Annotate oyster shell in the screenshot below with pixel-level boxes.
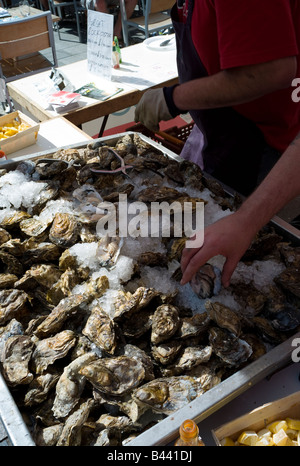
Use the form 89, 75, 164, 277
49, 213, 80, 248
34, 424, 64, 447
19, 217, 49, 238
169, 345, 212, 373
190, 264, 221, 299
82, 305, 117, 355
0, 210, 31, 229
175, 312, 210, 340
24, 371, 61, 406
34, 294, 86, 338
274, 266, 300, 299
22, 242, 61, 266
151, 304, 180, 344
56, 399, 95, 446
120, 344, 155, 381
209, 327, 253, 367
0, 289, 29, 325
132, 375, 205, 415
137, 186, 182, 203
52, 352, 97, 419
0, 227, 11, 245
151, 340, 183, 366
31, 330, 77, 374
0, 251, 23, 275
0, 273, 18, 289
14, 263, 61, 291
79, 355, 146, 396
2, 335, 34, 386
0, 318, 23, 362
205, 301, 242, 336
46, 268, 81, 305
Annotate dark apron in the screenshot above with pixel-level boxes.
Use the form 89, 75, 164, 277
171, 0, 279, 195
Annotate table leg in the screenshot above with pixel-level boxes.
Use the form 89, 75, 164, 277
98, 114, 109, 137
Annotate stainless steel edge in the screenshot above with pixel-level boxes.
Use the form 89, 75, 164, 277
127, 332, 300, 446
0, 373, 35, 446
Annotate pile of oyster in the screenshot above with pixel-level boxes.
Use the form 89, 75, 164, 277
0, 133, 299, 446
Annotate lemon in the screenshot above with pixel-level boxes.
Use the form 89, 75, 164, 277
267, 420, 288, 434
237, 431, 258, 446
286, 418, 300, 431
273, 428, 289, 446
220, 437, 235, 446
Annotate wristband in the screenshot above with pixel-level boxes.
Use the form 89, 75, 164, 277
163, 85, 187, 117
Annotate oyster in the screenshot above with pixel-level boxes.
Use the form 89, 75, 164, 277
49, 213, 80, 248
169, 345, 212, 373
274, 266, 300, 299
231, 281, 267, 317
278, 243, 300, 268
19, 217, 49, 238
96, 235, 123, 268
0, 227, 11, 245
151, 304, 180, 344
205, 301, 242, 336
0, 289, 29, 325
120, 344, 155, 381
53, 147, 83, 164
24, 371, 61, 406
34, 294, 86, 338
252, 316, 285, 344
0, 273, 18, 289
2, 335, 34, 386
121, 308, 153, 339
52, 352, 97, 419
56, 399, 95, 447
175, 312, 210, 340
46, 268, 81, 305
137, 251, 168, 267
35, 160, 69, 179
82, 305, 117, 355
151, 340, 183, 366
132, 375, 205, 415
79, 355, 146, 396
0, 251, 23, 275
112, 287, 159, 321
0, 318, 23, 362
209, 327, 253, 367
31, 330, 77, 374
22, 242, 61, 266
137, 186, 182, 203
190, 264, 221, 299
0, 210, 31, 229
34, 424, 64, 447
14, 263, 61, 291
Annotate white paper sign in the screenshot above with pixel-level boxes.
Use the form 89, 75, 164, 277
87, 10, 114, 81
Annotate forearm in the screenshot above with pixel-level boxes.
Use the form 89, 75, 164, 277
173, 56, 297, 111
234, 135, 300, 235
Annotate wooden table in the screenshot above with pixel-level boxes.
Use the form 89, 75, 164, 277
6, 41, 178, 130
7, 5, 60, 23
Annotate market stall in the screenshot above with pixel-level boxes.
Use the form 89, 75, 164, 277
0, 132, 299, 447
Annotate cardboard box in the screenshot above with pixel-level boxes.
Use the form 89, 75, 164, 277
212, 391, 300, 446
0, 111, 39, 155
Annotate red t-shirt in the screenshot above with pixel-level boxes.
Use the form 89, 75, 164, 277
178, 0, 300, 152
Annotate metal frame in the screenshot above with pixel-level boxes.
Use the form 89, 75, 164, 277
48, 0, 86, 42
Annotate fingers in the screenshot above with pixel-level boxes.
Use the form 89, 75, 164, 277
221, 256, 240, 288
180, 243, 216, 285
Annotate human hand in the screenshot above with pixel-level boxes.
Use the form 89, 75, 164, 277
180, 212, 256, 288
134, 88, 173, 132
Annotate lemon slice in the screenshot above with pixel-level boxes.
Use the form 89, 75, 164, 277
286, 418, 300, 431
267, 420, 288, 434
237, 431, 258, 446
220, 437, 235, 446
273, 428, 289, 446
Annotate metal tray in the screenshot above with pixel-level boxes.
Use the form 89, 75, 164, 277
0, 132, 299, 446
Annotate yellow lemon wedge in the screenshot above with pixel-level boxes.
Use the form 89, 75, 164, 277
286, 418, 300, 431
267, 420, 288, 434
237, 431, 258, 446
220, 437, 235, 446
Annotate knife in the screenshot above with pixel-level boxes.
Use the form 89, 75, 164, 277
159, 37, 175, 47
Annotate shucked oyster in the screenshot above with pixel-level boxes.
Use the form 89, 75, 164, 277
151, 304, 180, 344
132, 375, 205, 415
49, 213, 80, 248
79, 355, 146, 396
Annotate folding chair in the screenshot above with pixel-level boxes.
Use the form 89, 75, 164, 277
0, 11, 58, 111
120, 0, 174, 47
